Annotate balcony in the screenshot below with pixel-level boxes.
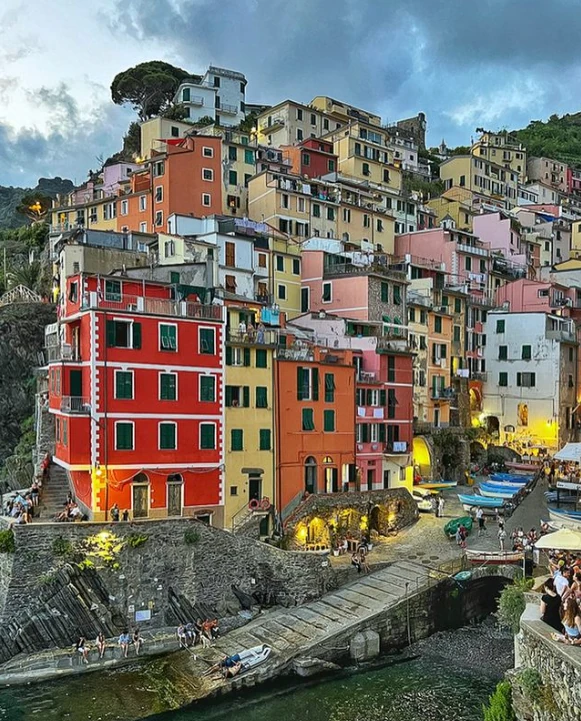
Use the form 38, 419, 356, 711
385, 441, 409, 454
189, 95, 205, 106
547, 328, 576, 343
471, 371, 488, 382
60, 396, 91, 414
277, 347, 315, 361
323, 259, 406, 280
220, 103, 239, 115
407, 291, 432, 308
45, 344, 81, 363
227, 329, 279, 346
431, 387, 456, 401
259, 118, 284, 133
357, 370, 380, 384
457, 242, 489, 258
79, 292, 222, 320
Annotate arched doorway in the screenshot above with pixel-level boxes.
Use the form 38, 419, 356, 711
412, 436, 433, 481
167, 473, 183, 517
323, 456, 338, 494
304, 457, 317, 494
132, 472, 149, 519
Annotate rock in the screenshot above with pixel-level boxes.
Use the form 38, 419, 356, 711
293, 656, 341, 677
350, 630, 380, 661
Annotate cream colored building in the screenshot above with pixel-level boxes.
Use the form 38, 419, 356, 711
256, 100, 335, 147
527, 157, 568, 193
471, 131, 527, 180
140, 117, 196, 159
439, 156, 519, 208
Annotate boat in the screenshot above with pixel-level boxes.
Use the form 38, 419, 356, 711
486, 480, 528, 491
547, 507, 581, 530
465, 549, 524, 565
457, 493, 505, 509
444, 516, 473, 538
415, 480, 458, 490
478, 484, 520, 499
505, 461, 541, 472
489, 473, 531, 484
237, 645, 272, 671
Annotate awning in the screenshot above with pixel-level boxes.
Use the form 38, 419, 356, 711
554, 443, 581, 462
535, 528, 581, 551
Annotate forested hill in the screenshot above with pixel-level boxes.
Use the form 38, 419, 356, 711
0, 177, 74, 229
513, 112, 581, 168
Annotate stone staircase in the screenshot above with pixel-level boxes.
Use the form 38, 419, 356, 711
38, 463, 71, 520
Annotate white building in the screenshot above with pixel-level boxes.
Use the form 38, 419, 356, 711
174, 66, 247, 127
482, 310, 577, 451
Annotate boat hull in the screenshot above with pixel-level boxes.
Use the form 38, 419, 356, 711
415, 481, 458, 490
505, 462, 541, 472
489, 473, 530, 484
478, 485, 518, 499
465, 550, 524, 565
486, 480, 527, 491
548, 508, 581, 530
457, 493, 505, 508
238, 645, 272, 671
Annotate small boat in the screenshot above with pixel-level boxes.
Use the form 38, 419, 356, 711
415, 480, 458, 490
444, 516, 473, 538
489, 473, 531, 484
478, 484, 520, 499
547, 508, 581, 530
238, 645, 272, 671
505, 461, 541, 472
465, 549, 524, 565
457, 493, 505, 509
486, 480, 528, 491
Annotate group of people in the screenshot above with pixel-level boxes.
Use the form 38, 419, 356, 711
3, 480, 41, 524
541, 553, 581, 644
75, 628, 143, 663
237, 320, 267, 344
543, 459, 581, 486
56, 494, 85, 522
176, 618, 220, 650
110, 504, 131, 522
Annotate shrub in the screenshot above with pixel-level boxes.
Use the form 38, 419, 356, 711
125, 533, 149, 549
76, 558, 95, 571
52, 536, 73, 557
518, 668, 542, 702
184, 528, 200, 545
496, 577, 533, 634
0, 529, 15, 553
483, 681, 515, 721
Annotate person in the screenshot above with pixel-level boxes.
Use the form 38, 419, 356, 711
540, 521, 550, 535
110, 504, 120, 522
122, 509, 130, 522
351, 552, 361, 574
132, 628, 143, 655
341, 538, 348, 555
540, 578, 563, 633
555, 566, 572, 599
185, 621, 196, 646
193, 618, 204, 645
256, 322, 265, 344
200, 620, 212, 648
208, 619, 220, 640
246, 321, 255, 342
437, 496, 445, 518
30, 481, 40, 507
498, 524, 507, 552
359, 549, 370, 574
76, 636, 89, 664
559, 597, 581, 645
207, 653, 241, 676
95, 631, 106, 659
222, 661, 242, 679
476, 507, 486, 536
118, 629, 130, 658
238, 319, 247, 341
176, 624, 188, 649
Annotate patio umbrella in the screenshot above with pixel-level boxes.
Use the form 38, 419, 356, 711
535, 528, 581, 551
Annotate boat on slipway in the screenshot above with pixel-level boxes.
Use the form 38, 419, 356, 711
489, 473, 531, 484
477, 484, 520, 499
465, 549, 524, 565
548, 507, 581, 531
415, 480, 458, 491
457, 493, 505, 510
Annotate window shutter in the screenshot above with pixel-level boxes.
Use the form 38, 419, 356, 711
378, 424, 386, 442
362, 424, 369, 442
226, 345, 232, 366
243, 347, 251, 366
517, 372, 522, 386
312, 367, 319, 400
243, 386, 250, 407
297, 367, 303, 400
380, 389, 386, 405
133, 322, 142, 349
225, 386, 233, 406
106, 320, 116, 347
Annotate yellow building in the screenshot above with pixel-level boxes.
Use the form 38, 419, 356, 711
224, 305, 276, 533
140, 117, 197, 159
571, 220, 581, 259
271, 236, 302, 318
427, 187, 478, 232
439, 156, 519, 208
471, 131, 527, 180
50, 195, 119, 234
310, 96, 381, 127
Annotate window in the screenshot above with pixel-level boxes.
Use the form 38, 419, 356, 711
301, 287, 310, 313
393, 285, 401, 305
225, 241, 235, 267
383, 169, 390, 183
293, 258, 300, 275
200, 423, 216, 449
362, 162, 370, 176
342, 208, 351, 223
115, 422, 134, 451
202, 193, 211, 207
228, 146, 237, 161
480, 259, 486, 273
522, 345, 532, 360
453, 325, 461, 342
155, 211, 163, 227
155, 186, 163, 202
213, 75, 220, 87
259, 429, 271, 451
363, 214, 370, 228
203, 146, 214, 158
182, 87, 190, 102
569, 374, 574, 388
498, 345, 508, 360
322, 282, 332, 302
496, 319, 505, 333
381, 282, 389, 302
105, 279, 121, 302
323, 410, 335, 432
312, 203, 321, 218
278, 284, 286, 300
244, 149, 254, 164
200, 375, 216, 402
106, 320, 141, 349
115, 371, 133, 400
244, 173, 252, 187
202, 168, 214, 181
139, 222, 147, 233
324, 373, 335, 402
465, 256, 472, 271
302, 408, 315, 431
499, 372, 508, 387
328, 159, 335, 172
159, 323, 177, 351
153, 161, 164, 177
387, 389, 397, 419
160, 373, 177, 401
459, 174, 466, 187
253, 384, 270, 411
199, 328, 215, 354
159, 422, 176, 450
296, 128, 303, 141
225, 385, 250, 407
409, 308, 416, 323
276, 255, 284, 272
296, 108, 303, 120
326, 207, 335, 221
258, 253, 267, 268
256, 349, 267, 368
434, 316, 442, 333
231, 429, 244, 451
377, 219, 384, 232
387, 356, 396, 383
121, 199, 128, 215
297, 366, 319, 401
229, 170, 238, 186
517, 372, 536, 388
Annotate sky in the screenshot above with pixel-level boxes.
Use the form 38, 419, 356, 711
1, 0, 580, 188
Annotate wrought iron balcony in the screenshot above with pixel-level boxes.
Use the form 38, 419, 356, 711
60, 396, 91, 414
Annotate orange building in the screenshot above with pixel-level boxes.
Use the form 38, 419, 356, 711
117, 136, 223, 235
275, 346, 356, 512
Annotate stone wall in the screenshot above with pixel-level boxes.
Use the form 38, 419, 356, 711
512, 603, 581, 721
0, 518, 341, 663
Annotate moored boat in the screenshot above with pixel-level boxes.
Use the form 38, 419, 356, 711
415, 479, 458, 490
238, 645, 272, 671
505, 461, 541, 472
465, 549, 524, 565
478, 484, 520, 499
457, 493, 505, 508
547, 507, 581, 530
486, 480, 528, 491
489, 473, 531, 484
444, 516, 473, 538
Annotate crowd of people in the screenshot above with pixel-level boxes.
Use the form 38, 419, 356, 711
540, 553, 581, 645
74, 628, 143, 663
176, 618, 220, 650
543, 459, 581, 486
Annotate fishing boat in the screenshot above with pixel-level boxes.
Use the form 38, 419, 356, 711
478, 484, 519, 499
486, 480, 529, 492
238, 645, 272, 671
489, 473, 531, 484
505, 461, 541, 472
547, 507, 581, 530
465, 549, 524, 565
457, 493, 505, 509
415, 479, 458, 490
444, 516, 473, 539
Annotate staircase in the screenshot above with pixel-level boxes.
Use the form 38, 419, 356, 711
39, 464, 71, 520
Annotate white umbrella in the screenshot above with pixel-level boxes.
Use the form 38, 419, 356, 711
554, 443, 581, 462
535, 528, 581, 551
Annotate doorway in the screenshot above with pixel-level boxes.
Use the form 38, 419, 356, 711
70, 369, 82, 398
383, 470, 390, 489
304, 457, 317, 494
434, 408, 440, 428
167, 473, 183, 517
249, 474, 262, 502
366, 468, 375, 490
132, 475, 149, 519
324, 467, 339, 493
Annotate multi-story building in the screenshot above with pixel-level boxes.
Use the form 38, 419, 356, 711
527, 157, 568, 193
281, 138, 338, 179
173, 66, 247, 127
568, 168, 581, 197
274, 344, 356, 512
310, 96, 382, 127
140, 117, 197, 159
471, 131, 527, 179
256, 100, 337, 147
439, 155, 519, 208
46, 273, 224, 522
427, 187, 479, 232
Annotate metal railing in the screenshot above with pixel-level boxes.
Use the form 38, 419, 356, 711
457, 242, 489, 257
547, 329, 576, 343
471, 371, 488, 382
45, 344, 80, 362
277, 347, 315, 361
60, 396, 91, 413
227, 329, 279, 345
220, 103, 239, 115
79, 292, 222, 320
431, 387, 456, 400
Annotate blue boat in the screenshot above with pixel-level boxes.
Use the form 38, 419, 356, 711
489, 473, 531, 484
457, 493, 505, 509
479, 483, 519, 499
486, 480, 527, 491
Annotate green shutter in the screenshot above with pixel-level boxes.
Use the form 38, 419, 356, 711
297, 366, 304, 400
302, 408, 315, 431
256, 349, 267, 368
132, 322, 141, 349
379, 389, 386, 406
200, 376, 215, 402
160, 423, 176, 449
106, 320, 116, 347
361, 424, 369, 442
226, 345, 232, 366
378, 424, 386, 442
381, 282, 388, 302
160, 324, 177, 350
160, 373, 176, 400
225, 386, 233, 406
323, 410, 335, 432
116, 371, 133, 399
517, 373, 522, 386
259, 429, 271, 451
116, 423, 133, 450
231, 429, 243, 451
170, 271, 180, 285
393, 285, 401, 305
324, 373, 335, 402
200, 424, 215, 449
243, 347, 251, 366
312, 367, 319, 400
243, 386, 250, 407
256, 387, 268, 408
200, 328, 215, 354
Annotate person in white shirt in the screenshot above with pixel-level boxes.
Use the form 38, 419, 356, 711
555, 568, 572, 599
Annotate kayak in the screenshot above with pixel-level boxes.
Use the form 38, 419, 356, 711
444, 516, 473, 538
458, 493, 505, 508
486, 480, 528, 491
465, 549, 524, 565
238, 645, 272, 671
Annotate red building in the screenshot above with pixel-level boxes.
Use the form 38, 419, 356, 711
282, 139, 338, 179
47, 273, 224, 523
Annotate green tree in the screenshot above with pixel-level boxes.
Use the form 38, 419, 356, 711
483, 681, 515, 721
110, 61, 195, 120
496, 576, 533, 634
161, 103, 191, 122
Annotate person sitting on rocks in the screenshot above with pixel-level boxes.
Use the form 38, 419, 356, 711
176, 624, 188, 649
132, 627, 143, 655
118, 629, 130, 658
222, 661, 242, 679
76, 636, 89, 664
95, 631, 106, 659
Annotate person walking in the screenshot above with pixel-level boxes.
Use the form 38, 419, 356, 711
476, 507, 486, 536
437, 496, 445, 518
498, 524, 507, 552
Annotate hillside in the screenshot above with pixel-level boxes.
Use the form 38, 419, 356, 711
0, 177, 74, 229
513, 112, 581, 168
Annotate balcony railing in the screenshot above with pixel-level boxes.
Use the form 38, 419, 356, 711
547, 329, 576, 343
357, 370, 379, 383
227, 329, 279, 345
277, 347, 315, 361
457, 242, 489, 258
259, 118, 284, 132
431, 387, 456, 400
189, 95, 204, 106
324, 260, 407, 280
45, 344, 81, 362
471, 371, 488, 382
60, 396, 91, 414
220, 103, 239, 115
79, 292, 222, 320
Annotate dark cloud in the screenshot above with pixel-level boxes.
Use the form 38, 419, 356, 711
109, 0, 581, 145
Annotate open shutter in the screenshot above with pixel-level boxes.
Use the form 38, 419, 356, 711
378, 424, 386, 442
312, 367, 319, 400
362, 424, 369, 442
379, 389, 387, 406
225, 386, 233, 406
225, 345, 232, 366
297, 367, 303, 400
133, 322, 142, 349
243, 348, 251, 366
366, 389, 372, 406
243, 386, 250, 407
517, 372, 522, 386
106, 320, 116, 347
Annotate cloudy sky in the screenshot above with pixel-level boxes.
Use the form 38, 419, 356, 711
0, 0, 578, 187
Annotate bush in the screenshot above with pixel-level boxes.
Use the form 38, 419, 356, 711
125, 533, 149, 549
184, 528, 200, 545
0, 529, 15, 553
496, 576, 533, 634
517, 668, 542, 702
52, 536, 73, 557
483, 681, 515, 721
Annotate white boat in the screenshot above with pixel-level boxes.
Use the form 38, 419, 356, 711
465, 549, 524, 565
238, 644, 272, 671
548, 507, 581, 531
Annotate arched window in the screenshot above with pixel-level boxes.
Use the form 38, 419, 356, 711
304, 456, 317, 494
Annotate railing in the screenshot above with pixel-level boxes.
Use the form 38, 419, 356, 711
358, 370, 378, 383
468, 293, 496, 308
324, 261, 407, 280
471, 371, 488, 382
413, 420, 434, 435
281, 490, 306, 523
547, 329, 576, 343
259, 118, 284, 132
376, 335, 409, 350
407, 291, 433, 308
277, 347, 315, 361
60, 396, 91, 414
227, 329, 279, 345
189, 95, 204, 106
220, 103, 239, 115
431, 387, 456, 400
457, 242, 489, 257
45, 344, 81, 362
80, 292, 222, 320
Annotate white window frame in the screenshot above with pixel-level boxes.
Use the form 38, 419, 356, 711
121, 199, 128, 216
139, 222, 147, 233
158, 421, 177, 451
109, 318, 137, 349
202, 168, 214, 181
155, 210, 164, 227
369, 389, 379, 407
356, 424, 363, 443
298, 197, 305, 213
159, 322, 178, 352
198, 373, 216, 403
202, 146, 214, 158
277, 284, 287, 300
114, 369, 134, 400
231, 347, 243, 366
155, 186, 163, 203
202, 193, 211, 207
199, 326, 216, 355
139, 195, 147, 212
199, 422, 217, 450
114, 420, 135, 451
370, 423, 379, 443
158, 371, 178, 401
322, 281, 332, 303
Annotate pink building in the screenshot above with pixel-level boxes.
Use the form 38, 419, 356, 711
494, 278, 577, 314
472, 212, 526, 264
